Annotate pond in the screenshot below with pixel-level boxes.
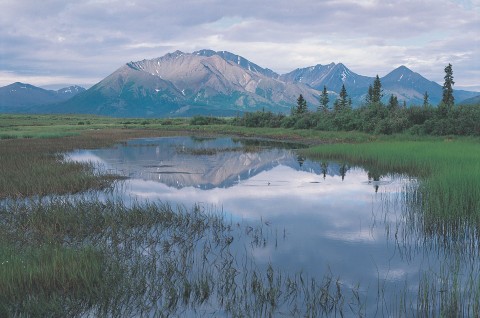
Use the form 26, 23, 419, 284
66, 136, 478, 317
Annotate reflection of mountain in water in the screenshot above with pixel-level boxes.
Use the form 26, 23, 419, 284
72, 137, 352, 189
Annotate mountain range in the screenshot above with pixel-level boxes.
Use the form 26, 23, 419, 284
1, 49, 478, 117
0, 82, 85, 112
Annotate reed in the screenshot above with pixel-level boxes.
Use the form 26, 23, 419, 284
0, 128, 192, 199
2, 114, 479, 316
303, 139, 480, 224
0, 197, 369, 317
0, 245, 107, 317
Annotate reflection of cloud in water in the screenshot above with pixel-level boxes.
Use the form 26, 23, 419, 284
378, 268, 409, 282
67, 136, 425, 305
125, 165, 381, 219
65, 150, 107, 165
323, 229, 376, 243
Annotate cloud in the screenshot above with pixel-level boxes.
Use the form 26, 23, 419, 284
0, 0, 478, 90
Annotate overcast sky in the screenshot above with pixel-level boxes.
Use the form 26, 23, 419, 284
1, 0, 479, 91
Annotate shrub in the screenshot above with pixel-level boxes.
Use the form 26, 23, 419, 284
189, 116, 226, 125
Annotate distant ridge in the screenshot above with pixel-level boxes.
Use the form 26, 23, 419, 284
2, 49, 478, 116
0, 82, 85, 112
459, 95, 480, 105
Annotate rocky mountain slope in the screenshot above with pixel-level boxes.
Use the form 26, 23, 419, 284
52, 50, 319, 117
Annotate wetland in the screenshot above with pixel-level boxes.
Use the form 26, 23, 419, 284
0, 116, 479, 317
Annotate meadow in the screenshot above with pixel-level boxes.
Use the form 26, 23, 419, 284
0, 114, 479, 316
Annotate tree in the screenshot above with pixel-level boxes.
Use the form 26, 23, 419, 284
423, 91, 430, 108
318, 86, 329, 112
388, 94, 399, 111
371, 75, 383, 104
366, 85, 373, 104
295, 94, 308, 115
337, 84, 349, 111
442, 63, 455, 108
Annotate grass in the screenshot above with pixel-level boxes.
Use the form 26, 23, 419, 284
0, 197, 367, 317
1, 113, 480, 316
0, 245, 107, 317
0, 114, 374, 199
303, 139, 480, 239
0, 128, 191, 199
0, 114, 376, 143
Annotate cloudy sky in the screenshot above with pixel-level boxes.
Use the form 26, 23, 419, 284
1, 0, 479, 91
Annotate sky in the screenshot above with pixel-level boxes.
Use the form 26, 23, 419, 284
0, 0, 479, 91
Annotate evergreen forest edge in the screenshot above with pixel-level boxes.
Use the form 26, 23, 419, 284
192, 64, 480, 136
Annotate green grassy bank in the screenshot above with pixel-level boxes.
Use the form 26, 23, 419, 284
303, 139, 480, 228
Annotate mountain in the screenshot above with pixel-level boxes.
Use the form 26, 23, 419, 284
381, 66, 478, 105
281, 63, 372, 93
281, 63, 373, 105
194, 49, 280, 79
56, 85, 86, 99
459, 95, 480, 105
282, 64, 479, 106
0, 82, 85, 112
5, 49, 479, 116
50, 50, 319, 117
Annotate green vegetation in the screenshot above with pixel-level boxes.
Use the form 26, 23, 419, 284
230, 101, 480, 135
0, 196, 371, 317
0, 127, 191, 198
303, 139, 480, 234
229, 64, 479, 135
1, 113, 479, 316
442, 63, 455, 108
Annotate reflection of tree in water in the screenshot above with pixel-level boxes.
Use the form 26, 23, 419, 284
368, 170, 381, 193
297, 155, 305, 167
321, 162, 328, 179
190, 136, 215, 143
233, 138, 305, 150
339, 163, 349, 181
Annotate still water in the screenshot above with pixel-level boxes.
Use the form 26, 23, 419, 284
68, 136, 476, 316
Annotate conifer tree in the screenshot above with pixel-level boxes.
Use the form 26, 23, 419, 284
388, 94, 399, 110
423, 91, 430, 108
318, 86, 329, 112
339, 84, 349, 110
442, 63, 455, 108
371, 75, 383, 104
366, 85, 373, 104
296, 94, 308, 115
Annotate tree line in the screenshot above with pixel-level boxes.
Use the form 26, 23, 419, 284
193, 64, 480, 136
236, 64, 479, 135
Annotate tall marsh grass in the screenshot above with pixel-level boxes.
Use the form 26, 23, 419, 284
0, 129, 188, 199
0, 197, 366, 317
303, 139, 480, 225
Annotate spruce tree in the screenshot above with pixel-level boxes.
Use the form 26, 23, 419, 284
318, 86, 329, 112
388, 94, 399, 110
366, 85, 373, 105
339, 84, 349, 110
296, 94, 308, 115
423, 91, 429, 108
442, 63, 455, 109
333, 99, 341, 113
372, 75, 383, 104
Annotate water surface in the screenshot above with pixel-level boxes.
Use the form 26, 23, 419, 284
68, 136, 477, 316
